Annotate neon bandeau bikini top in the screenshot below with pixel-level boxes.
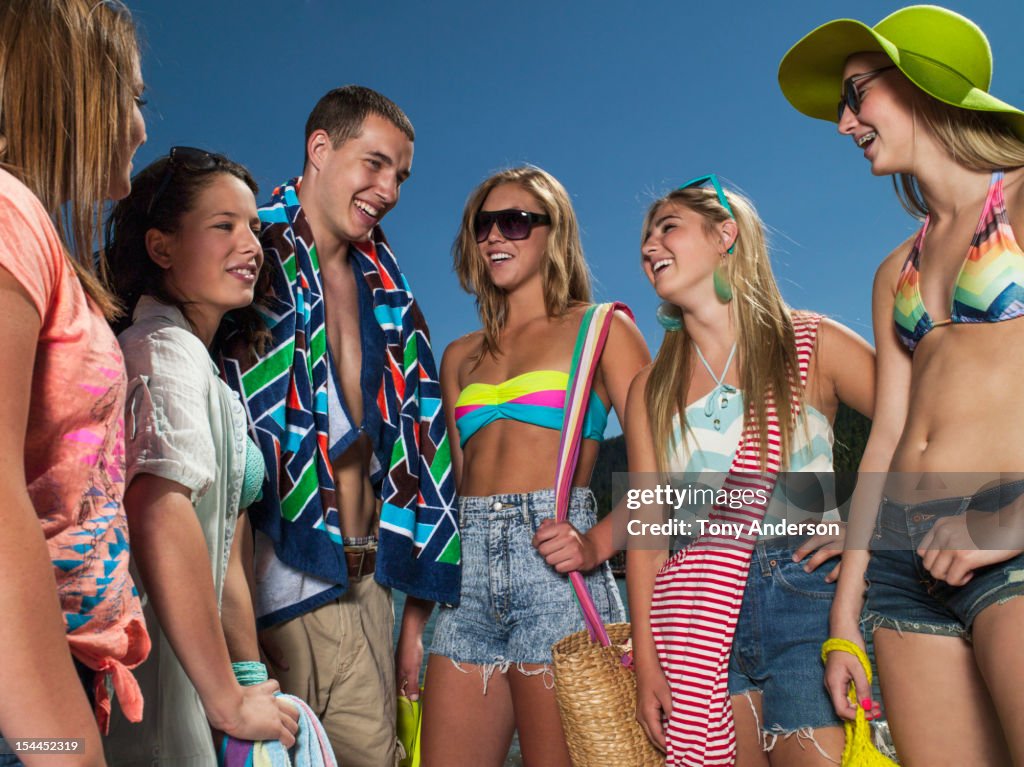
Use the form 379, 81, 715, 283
894, 171, 1024, 352
453, 369, 609, 447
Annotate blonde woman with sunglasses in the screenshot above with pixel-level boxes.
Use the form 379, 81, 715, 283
626, 177, 874, 766
421, 166, 650, 766
780, 6, 1024, 764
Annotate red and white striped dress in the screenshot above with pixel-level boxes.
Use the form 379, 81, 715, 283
650, 312, 822, 766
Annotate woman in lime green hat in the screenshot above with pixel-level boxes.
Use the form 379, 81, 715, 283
780, 5, 1024, 765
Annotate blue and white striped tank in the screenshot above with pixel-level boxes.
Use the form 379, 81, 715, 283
667, 389, 837, 534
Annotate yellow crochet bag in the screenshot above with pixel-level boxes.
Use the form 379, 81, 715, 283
821, 639, 899, 767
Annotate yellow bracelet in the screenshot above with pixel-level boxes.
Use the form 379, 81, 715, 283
821, 637, 872, 684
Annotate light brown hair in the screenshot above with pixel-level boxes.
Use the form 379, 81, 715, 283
453, 166, 592, 359
641, 186, 801, 473
895, 85, 1024, 218
0, 0, 140, 319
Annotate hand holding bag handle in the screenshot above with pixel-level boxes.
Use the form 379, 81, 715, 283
821, 639, 898, 767
549, 302, 663, 767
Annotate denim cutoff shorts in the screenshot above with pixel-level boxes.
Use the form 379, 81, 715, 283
431, 487, 625, 666
865, 479, 1024, 638
727, 537, 842, 733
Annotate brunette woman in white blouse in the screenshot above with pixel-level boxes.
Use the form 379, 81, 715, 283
104, 149, 299, 764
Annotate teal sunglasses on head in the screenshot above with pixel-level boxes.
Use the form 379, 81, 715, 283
678, 173, 735, 254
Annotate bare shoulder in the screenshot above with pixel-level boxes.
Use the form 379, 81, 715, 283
813, 316, 874, 380
816, 316, 871, 351
607, 306, 646, 349
441, 330, 483, 375
875, 231, 916, 291
446, 329, 483, 355
795, 312, 872, 372
599, 306, 652, 396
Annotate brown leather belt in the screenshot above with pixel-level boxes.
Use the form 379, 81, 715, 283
344, 545, 377, 581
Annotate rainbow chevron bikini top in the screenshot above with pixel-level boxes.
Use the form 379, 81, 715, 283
895, 171, 1024, 352
453, 369, 609, 447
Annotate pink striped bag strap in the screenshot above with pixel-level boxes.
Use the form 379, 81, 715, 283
554, 302, 634, 647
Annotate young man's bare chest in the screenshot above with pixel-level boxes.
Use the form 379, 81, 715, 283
319, 256, 377, 535
320, 257, 365, 424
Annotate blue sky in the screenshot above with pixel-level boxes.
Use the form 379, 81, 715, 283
129, 0, 1022, 373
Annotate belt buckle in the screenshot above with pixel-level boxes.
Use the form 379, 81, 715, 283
346, 544, 375, 581
352, 548, 367, 581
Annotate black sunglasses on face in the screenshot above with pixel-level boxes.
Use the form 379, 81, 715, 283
146, 146, 227, 219
837, 65, 897, 121
474, 209, 552, 243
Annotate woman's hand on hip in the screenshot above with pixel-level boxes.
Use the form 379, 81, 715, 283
792, 522, 846, 582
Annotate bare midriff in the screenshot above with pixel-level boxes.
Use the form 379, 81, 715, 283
333, 433, 380, 539
458, 419, 601, 497
888, 320, 1024, 498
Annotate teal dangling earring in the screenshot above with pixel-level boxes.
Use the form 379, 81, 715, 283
656, 301, 683, 331
713, 258, 733, 303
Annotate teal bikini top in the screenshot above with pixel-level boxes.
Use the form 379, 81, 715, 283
240, 435, 265, 509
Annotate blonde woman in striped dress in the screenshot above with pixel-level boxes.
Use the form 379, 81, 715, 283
626, 178, 874, 766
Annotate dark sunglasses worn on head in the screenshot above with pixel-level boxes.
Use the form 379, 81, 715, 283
474, 209, 552, 243
837, 65, 897, 121
146, 146, 228, 219
678, 173, 736, 254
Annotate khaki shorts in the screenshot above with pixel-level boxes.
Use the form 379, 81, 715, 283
261, 577, 397, 766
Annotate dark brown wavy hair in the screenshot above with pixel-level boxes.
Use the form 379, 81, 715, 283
104, 152, 271, 355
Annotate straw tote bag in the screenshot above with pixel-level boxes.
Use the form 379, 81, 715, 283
548, 303, 663, 767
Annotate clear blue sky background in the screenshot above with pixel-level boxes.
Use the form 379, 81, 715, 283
129, 0, 1022, 426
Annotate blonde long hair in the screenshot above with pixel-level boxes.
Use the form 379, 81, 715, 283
642, 186, 800, 473
896, 89, 1024, 218
0, 0, 139, 319
453, 166, 592, 359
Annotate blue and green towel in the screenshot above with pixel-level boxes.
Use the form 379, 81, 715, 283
221, 179, 460, 624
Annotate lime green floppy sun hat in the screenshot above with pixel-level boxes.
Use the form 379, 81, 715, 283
778, 4, 1024, 141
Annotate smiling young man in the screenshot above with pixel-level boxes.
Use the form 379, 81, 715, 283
221, 86, 461, 765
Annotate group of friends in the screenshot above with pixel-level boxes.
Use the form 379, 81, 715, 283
4, 1, 1024, 766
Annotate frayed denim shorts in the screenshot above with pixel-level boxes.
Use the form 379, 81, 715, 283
727, 537, 842, 734
865, 479, 1024, 638
430, 487, 625, 667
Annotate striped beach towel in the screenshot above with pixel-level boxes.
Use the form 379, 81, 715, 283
219, 663, 337, 767
220, 179, 460, 619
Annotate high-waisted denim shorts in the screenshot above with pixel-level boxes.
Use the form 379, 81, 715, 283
865, 479, 1024, 638
430, 487, 624, 667
727, 537, 842, 734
